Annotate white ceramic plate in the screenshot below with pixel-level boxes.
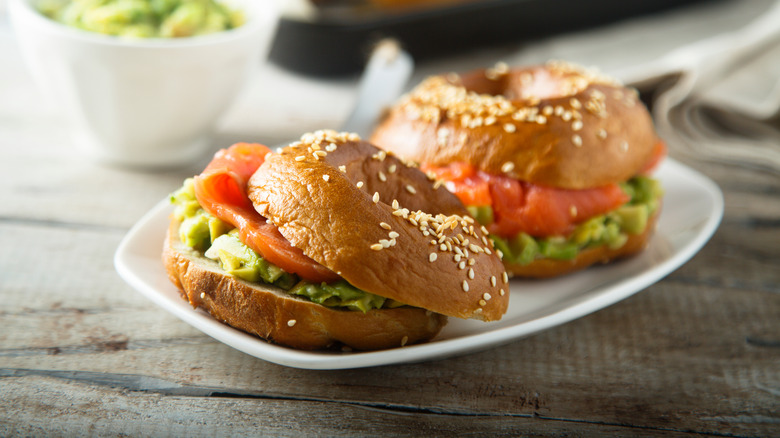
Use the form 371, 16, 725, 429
115, 158, 723, 369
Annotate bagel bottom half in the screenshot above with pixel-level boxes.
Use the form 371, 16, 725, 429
163, 220, 447, 351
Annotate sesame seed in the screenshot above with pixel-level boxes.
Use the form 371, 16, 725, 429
503, 123, 516, 133
468, 268, 475, 279
373, 192, 380, 203
388, 231, 400, 239
479, 299, 487, 306
474, 308, 483, 314
200, 292, 205, 299
287, 319, 297, 327
295, 155, 306, 162
314, 150, 327, 157
491, 276, 497, 287
598, 129, 608, 139
496, 249, 504, 260
620, 140, 629, 152
500, 289, 505, 296
459, 261, 466, 270
379, 239, 392, 248
392, 199, 399, 209
468, 258, 475, 266
429, 253, 437, 262
405, 185, 417, 194
536, 115, 547, 124
572, 120, 583, 131
572, 134, 583, 147
388, 164, 397, 173
326, 143, 338, 152
462, 280, 470, 292
570, 98, 582, 109
378, 171, 387, 182
440, 244, 447, 251
501, 162, 515, 173
357, 181, 364, 188
380, 222, 391, 230
322, 174, 330, 182
338, 165, 347, 172
401, 336, 408, 347
502, 272, 509, 283
370, 243, 383, 251
483, 292, 492, 301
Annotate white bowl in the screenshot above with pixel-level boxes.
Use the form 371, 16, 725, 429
9, 0, 279, 168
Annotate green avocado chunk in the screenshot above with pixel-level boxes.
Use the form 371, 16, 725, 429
37, 0, 244, 38
479, 176, 662, 265
466, 205, 494, 226
289, 281, 390, 313
205, 231, 297, 289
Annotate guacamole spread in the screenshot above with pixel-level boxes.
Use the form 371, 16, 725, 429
170, 179, 392, 313
37, 0, 244, 38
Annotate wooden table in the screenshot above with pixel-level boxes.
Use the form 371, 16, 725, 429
1, 12, 778, 438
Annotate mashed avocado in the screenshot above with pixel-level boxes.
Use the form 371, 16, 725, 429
474, 176, 663, 265
37, 0, 244, 38
169, 179, 392, 313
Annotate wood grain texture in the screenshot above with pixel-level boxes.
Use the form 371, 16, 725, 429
1, 15, 778, 437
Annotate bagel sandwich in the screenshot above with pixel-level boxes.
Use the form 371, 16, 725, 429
370, 61, 665, 278
164, 131, 509, 351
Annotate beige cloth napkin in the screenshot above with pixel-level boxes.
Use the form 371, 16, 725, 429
637, 1, 780, 173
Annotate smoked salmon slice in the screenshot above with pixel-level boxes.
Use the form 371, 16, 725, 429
194, 143, 339, 283
488, 178, 629, 237
424, 162, 631, 238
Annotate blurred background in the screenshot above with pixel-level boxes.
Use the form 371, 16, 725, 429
2, 0, 778, 171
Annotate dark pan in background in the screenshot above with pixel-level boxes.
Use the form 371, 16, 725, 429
269, 0, 718, 76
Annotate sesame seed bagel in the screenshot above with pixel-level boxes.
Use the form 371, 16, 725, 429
164, 219, 447, 350
248, 131, 509, 321
370, 60, 660, 190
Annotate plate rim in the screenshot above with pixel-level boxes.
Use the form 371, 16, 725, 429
114, 157, 723, 369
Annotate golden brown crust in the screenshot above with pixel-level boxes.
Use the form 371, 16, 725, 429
248, 131, 509, 321
370, 61, 659, 190
505, 210, 660, 278
164, 219, 447, 351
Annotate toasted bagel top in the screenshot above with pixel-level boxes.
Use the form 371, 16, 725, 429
370, 61, 660, 189
247, 131, 509, 321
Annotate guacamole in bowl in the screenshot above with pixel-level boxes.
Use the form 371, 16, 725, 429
37, 0, 245, 38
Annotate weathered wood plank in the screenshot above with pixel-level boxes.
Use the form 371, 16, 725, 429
4, 374, 714, 438
1, 224, 777, 436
